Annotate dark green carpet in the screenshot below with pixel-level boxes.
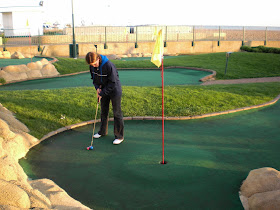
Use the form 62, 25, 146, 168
0, 68, 210, 90
20, 101, 280, 210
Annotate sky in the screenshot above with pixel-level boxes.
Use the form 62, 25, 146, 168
0, 0, 280, 27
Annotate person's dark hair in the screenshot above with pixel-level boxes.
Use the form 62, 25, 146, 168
85, 52, 102, 65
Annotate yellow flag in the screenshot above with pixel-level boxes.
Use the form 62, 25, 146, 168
154, 27, 158, 36
151, 29, 164, 68
26, 19, 29, 27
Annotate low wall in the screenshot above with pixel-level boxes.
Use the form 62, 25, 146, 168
40, 41, 243, 56
3, 40, 280, 58
3, 46, 39, 56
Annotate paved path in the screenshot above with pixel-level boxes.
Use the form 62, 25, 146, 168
201, 77, 280, 85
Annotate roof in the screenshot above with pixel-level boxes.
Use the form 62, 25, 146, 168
0, 6, 43, 13
0, 0, 43, 13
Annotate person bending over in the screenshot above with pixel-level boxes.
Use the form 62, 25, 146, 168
85, 52, 124, 145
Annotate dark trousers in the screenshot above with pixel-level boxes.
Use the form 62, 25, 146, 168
99, 94, 124, 139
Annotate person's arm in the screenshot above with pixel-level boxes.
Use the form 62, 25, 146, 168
90, 65, 100, 90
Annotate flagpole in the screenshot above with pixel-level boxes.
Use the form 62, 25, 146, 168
161, 56, 165, 164
150, 29, 166, 164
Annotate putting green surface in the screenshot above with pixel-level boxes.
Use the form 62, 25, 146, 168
20, 101, 280, 210
0, 68, 210, 90
119, 55, 180, 61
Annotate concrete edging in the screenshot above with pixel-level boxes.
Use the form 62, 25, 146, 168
40, 93, 280, 142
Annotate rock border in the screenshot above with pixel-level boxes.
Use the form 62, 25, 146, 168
239, 167, 280, 210
0, 56, 58, 85
0, 103, 90, 209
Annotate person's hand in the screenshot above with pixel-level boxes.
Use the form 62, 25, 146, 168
97, 88, 102, 102
97, 94, 102, 102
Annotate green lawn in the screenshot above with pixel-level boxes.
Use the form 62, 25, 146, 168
0, 82, 279, 139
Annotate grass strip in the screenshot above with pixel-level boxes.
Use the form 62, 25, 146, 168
0, 82, 279, 139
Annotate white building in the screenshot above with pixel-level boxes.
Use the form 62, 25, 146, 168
0, 0, 44, 36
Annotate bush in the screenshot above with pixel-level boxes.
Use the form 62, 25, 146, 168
43, 29, 64, 35
0, 78, 6, 84
260, 46, 280, 54
240, 46, 253, 52
240, 46, 280, 54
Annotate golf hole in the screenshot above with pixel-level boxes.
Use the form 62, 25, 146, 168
160, 160, 168, 165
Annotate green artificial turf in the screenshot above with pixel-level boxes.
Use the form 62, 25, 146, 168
164, 53, 280, 79
53, 52, 280, 79
0, 83, 279, 139
0, 52, 279, 140
0, 68, 210, 90
19, 99, 280, 209
0, 51, 278, 209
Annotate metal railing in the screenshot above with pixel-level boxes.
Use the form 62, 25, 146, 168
1, 25, 280, 48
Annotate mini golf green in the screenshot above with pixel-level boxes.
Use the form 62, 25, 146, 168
0, 68, 211, 90
20, 101, 280, 209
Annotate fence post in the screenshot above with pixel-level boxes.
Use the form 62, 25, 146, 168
218, 26, 221, 46
164, 26, 167, 47
38, 28, 41, 52
104, 26, 108, 49
71, 0, 77, 58
265, 27, 267, 46
135, 26, 138, 48
3, 29, 7, 51
192, 26, 195, 46
242, 26, 245, 46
